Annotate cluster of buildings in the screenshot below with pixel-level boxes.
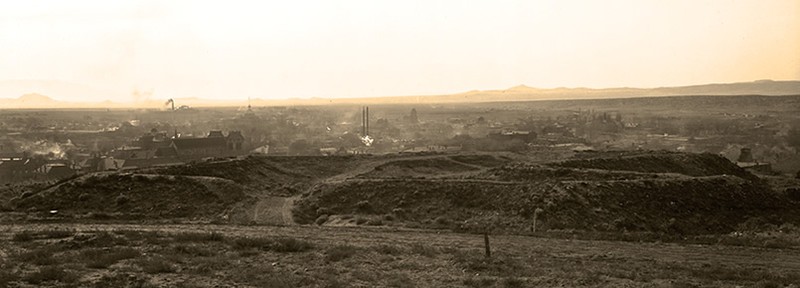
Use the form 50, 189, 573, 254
0, 130, 248, 184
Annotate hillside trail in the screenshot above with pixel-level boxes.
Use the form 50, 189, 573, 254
252, 195, 298, 225
250, 154, 501, 226
323, 154, 482, 184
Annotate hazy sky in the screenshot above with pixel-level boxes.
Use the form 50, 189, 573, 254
1, 0, 798, 102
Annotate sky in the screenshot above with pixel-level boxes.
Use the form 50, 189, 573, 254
0, 0, 798, 102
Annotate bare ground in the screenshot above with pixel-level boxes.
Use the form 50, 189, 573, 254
1, 223, 799, 287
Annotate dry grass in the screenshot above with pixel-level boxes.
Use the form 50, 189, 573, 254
2, 225, 800, 287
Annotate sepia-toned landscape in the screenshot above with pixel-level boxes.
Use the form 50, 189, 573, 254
2, 1, 800, 287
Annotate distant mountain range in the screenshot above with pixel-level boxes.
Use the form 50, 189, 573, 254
1, 80, 799, 109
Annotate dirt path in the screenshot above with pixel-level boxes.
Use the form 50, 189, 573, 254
323, 154, 463, 183
252, 196, 297, 225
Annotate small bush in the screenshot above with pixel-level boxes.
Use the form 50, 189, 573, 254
78, 193, 91, 201
41, 229, 74, 239
24, 266, 78, 284
231, 237, 272, 250
92, 273, 149, 288
435, 216, 452, 226
325, 245, 358, 262
463, 277, 496, 288
115, 194, 130, 206
356, 200, 372, 213
174, 244, 216, 257
373, 244, 403, 255
85, 231, 129, 247
139, 258, 175, 274
12, 231, 34, 242
84, 247, 141, 268
453, 251, 525, 277
503, 277, 525, 288
386, 273, 414, 288
315, 214, 329, 225
173, 232, 226, 242
0, 271, 19, 287
17, 248, 59, 265
410, 243, 439, 257
272, 237, 313, 252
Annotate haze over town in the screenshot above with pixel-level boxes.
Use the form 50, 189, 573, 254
1, 0, 799, 103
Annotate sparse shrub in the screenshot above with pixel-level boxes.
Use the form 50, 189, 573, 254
316, 207, 332, 216
174, 244, 216, 257
193, 257, 230, 274
737, 217, 777, 233
272, 237, 314, 252
0, 270, 19, 287
453, 251, 525, 276
355, 217, 368, 225
503, 277, 525, 288
325, 245, 358, 262
755, 280, 782, 288
410, 243, 439, 257
373, 244, 403, 255
84, 247, 140, 268
115, 194, 130, 206
785, 188, 800, 201
315, 214, 329, 225
17, 247, 59, 265
173, 231, 226, 242
356, 200, 372, 213
41, 229, 74, 239
115, 230, 165, 244
230, 237, 272, 250
383, 214, 395, 221
92, 273, 149, 288
386, 273, 414, 288
24, 266, 78, 284
88, 212, 113, 220
392, 208, 406, 217
12, 230, 34, 242
434, 216, 452, 226
779, 223, 798, 233
139, 258, 175, 274
0, 201, 12, 212
463, 277, 496, 288
78, 193, 91, 201
85, 231, 129, 247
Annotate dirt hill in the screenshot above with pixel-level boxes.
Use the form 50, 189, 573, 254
12, 173, 254, 222
548, 151, 759, 181
296, 151, 797, 234
141, 155, 368, 196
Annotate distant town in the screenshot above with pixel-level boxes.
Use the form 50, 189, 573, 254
2, 95, 799, 185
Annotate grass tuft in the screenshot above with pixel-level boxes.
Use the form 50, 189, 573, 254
24, 266, 78, 285
173, 231, 226, 243
325, 245, 358, 262
139, 258, 175, 274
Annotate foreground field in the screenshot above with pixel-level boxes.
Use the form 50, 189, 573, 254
1, 224, 799, 288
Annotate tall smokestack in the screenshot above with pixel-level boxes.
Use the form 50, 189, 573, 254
366, 106, 369, 136
361, 107, 364, 136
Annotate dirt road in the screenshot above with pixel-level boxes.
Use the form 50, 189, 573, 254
252, 196, 297, 225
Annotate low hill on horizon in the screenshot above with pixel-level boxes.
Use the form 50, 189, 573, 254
1, 80, 799, 108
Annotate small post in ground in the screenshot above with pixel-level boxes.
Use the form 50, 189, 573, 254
532, 208, 543, 233
484, 230, 491, 258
